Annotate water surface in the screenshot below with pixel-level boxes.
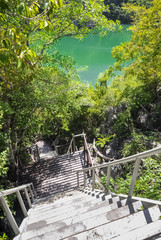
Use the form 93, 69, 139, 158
56, 25, 131, 86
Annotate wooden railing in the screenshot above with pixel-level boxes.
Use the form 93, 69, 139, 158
67, 132, 93, 166
77, 145, 161, 197
0, 183, 36, 235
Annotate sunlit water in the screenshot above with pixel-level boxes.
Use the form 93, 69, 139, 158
55, 25, 131, 86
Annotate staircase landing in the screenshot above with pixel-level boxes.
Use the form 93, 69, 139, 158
21, 151, 84, 198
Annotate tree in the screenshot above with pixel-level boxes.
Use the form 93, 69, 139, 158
0, 0, 117, 169
111, 0, 161, 102
104, 0, 152, 23
99, 0, 161, 108
94, 0, 161, 144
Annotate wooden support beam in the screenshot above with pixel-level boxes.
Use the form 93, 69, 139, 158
128, 158, 142, 198
28, 186, 34, 203
77, 171, 79, 187
106, 166, 111, 193
16, 191, 28, 217
83, 171, 86, 188
73, 138, 76, 153
31, 183, 37, 199
24, 187, 32, 208
92, 168, 95, 191
0, 196, 20, 235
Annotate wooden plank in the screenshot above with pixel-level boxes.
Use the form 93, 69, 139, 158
128, 158, 142, 198
0, 183, 33, 198
24, 187, 32, 208
0, 196, 20, 235
16, 191, 28, 217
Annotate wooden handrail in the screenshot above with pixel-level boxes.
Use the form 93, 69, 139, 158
77, 144, 161, 198
0, 182, 36, 236
77, 144, 161, 171
83, 134, 93, 166
0, 183, 33, 197
67, 132, 93, 166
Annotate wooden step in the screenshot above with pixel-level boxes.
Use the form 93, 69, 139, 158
19, 201, 143, 240
30, 194, 113, 216
26, 196, 123, 226
111, 219, 161, 240
61, 205, 161, 240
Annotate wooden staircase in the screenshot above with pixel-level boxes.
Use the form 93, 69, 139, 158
21, 151, 85, 198
1, 135, 161, 240
14, 189, 161, 240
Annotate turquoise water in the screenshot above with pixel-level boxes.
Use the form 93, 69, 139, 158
56, 25, 131, 86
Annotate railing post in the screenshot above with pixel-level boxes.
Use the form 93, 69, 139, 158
31, 183, 37, 199
28, 185, 34, 203
16, 191, 28, 217
92, 168, 95, 191
0, 196, 20, 235
24, 187, 32, 208
73, 137, 76, 153
128, 158, 142, 198
36, 144, 40, 162
106, 165, 111, 193
77, 171, 79, 188
83, 136, 86, 166
71, 138, 73, 153
83, 170, 86, 188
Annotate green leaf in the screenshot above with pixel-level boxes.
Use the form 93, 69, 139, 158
25, 5, 30, 17
17, 59, 22, 68
57, 0, 63, 7
18, 3, 25, 14
0, 53, 8, 63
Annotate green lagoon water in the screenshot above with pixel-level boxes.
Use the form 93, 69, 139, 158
56, 25, 131, 86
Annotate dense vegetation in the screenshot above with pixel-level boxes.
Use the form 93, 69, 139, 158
97, 0, 161, 199
104, 0, 152, 23
0, 0, 161, 238
0, 0, 117, 237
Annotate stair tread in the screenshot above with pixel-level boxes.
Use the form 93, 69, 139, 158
61, 205, 160, 240
27, 196, 122, 225
30, 194, 113, 217
111, 219, 161, 240
21, 200, 143, 240
32, 193, 112, 213
19, 204, 161, 240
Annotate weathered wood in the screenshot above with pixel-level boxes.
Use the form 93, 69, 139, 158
92, 168, 95, 191
73, 133, 85, 138
93, 139, 114, 162
77, 144, 161, 173
16, 191, 28, 217
77, 171, 79, 187
83, 135, 93, 166
28, 186, 34, 202
0, 183, 33, 198
67, 138, 73, 153
73, 138, 76, 153
106, 165, 111, 193
31, 183, 37, 199
36, 145, 40, 162
0, 196, 20, 235
83, 171, 86, 188
128, 158, 142, 198
24, 187, 32, 208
